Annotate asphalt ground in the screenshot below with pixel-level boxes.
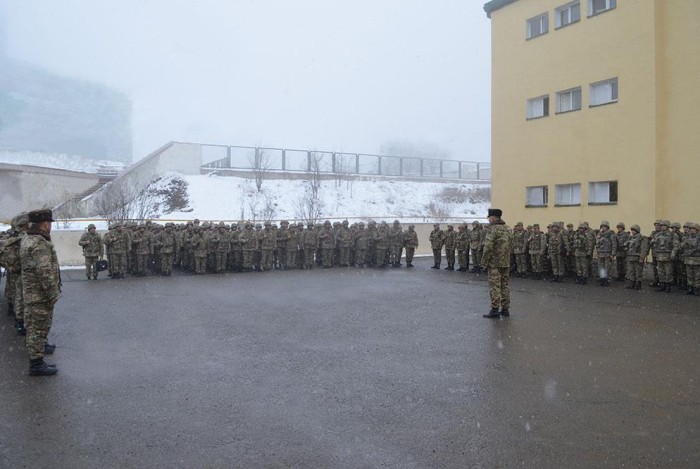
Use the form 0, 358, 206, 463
1, 259, 699, 468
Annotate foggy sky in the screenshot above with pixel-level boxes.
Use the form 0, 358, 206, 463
1, 0, 491, 162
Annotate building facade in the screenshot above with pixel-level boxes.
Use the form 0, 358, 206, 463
484, 0, 700, 227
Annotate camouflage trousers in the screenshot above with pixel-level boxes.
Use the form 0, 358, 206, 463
261, 249, 274, 270
574, 255, 589, 278
432, 249, 442, 268
355, 248, 367, 266
303, 247, 316, 269
457, 250, 468, 270
287, 248, 298, 269
321, 248, 334, 268
339, 247, 351, 266
376, 248, 387, 267
550, 251, 566, 276
25, 302, 54, 360
685, 263, 700, 288
84, 256, 99, 278
597, 255, 612, 279
5, 272, 15, 303
13, 275, 24, 322
405, 247, 416, 266
242, 250, 255, 270
514, 253, 527, 274
615, 254, 627, 279
529, 254, 544, 273
161, 253, 174, 275
445, 248, 455, 268
471, 248, 482, 271
487, 267, 510, 310
626, 256, 643, 282
277, 247, 288, 269
111, 253, 127, 276
215, 252, 228, 272
657, 259, 673, 283
194, 255, 207, 274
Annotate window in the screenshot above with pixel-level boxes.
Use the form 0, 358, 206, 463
526, 186, 548, 207
588, 181, 618, 204
526, 13, 549, 39
527, 95, 549, 119
555, 2, 580, 28
589, 78, 618, 106
588, 0, 616, 17
556, 87, 582, 113
555, 183, 581, 206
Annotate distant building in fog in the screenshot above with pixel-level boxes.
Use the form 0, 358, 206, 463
0, 16, 132, 165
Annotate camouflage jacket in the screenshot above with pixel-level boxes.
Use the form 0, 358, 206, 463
403, 230, 419, 249
79, 231, 104, 258
681, 234, 700, 265
512, 229, 528, 254
626, 233, 644, 258
572, 231, 592, 257
0, 233, 23, 273
443, 229, 457, 249
20, 230, 61, 305
155, 230, 180, 254
429, 229, 444, 250
527, 232, 547, 255
481, 221, 513, 269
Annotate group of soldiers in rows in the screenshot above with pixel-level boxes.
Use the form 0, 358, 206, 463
1, 210, 61, 376
77, 218, 421, 279
429, 219, 700, 295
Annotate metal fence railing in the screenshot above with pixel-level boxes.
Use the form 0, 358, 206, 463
201, 144, 490, 181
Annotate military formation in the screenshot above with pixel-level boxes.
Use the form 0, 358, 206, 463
74, 219, 421, 279
0, 210, 61, 376
429, 219, 700, 295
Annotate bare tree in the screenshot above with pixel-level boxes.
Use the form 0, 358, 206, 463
260, 193, 278, 221
295, 151, 324, 224
93, 178, 161, 221
248, 147, 270, 191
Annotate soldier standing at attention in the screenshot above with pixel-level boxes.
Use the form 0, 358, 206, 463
572, 223, 593, 285
443, 224, 457, 271
512, 222, 528, 277
625, 224, 644, 290
615, 222, 629, 281
481, 209, 514, 318
21, 209, 60, 376
1, 213, 29, 334
403, 224, 419, 268
78, 223, 103, 280
527, 224, 546, 280
595, 221, 617, 287
456, 224, 469, 272
469, 221, 485, 273
681, 223, 700, 295
429, 223, 444, 269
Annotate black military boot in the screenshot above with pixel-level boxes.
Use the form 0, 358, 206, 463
44, 343, 56, 355
7, 302, 14, 317
483, 308, 501, 319
15, 320, 26, 336
626, 280, 635, 289
656, 282, 666, 292
29, 358, 58, 376
500, 308, 510, 317
635, 281, 642, 290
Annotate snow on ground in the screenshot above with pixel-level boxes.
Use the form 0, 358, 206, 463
0, 149, 125, 174
158, 173, 489, 224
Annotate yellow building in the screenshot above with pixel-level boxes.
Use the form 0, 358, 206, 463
484, 0, 700, 229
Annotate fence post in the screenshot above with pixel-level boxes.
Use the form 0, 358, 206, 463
307, 151, 311, 172
226, 146, 231, 168
458, 162, 463, 179
355, 154, 360, 174
477, 162, 480, 180
420, 159, 424, 177
332, 152, 336, 173
282, 149, 286, 171
440, 160, 444, 178
399, 157, 404, 177
378, 156, 382, 175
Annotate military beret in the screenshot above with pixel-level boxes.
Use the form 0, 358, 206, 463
28, 209, 54, 223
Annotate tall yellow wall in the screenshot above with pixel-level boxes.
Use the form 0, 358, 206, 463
654, 0, 700, 223
490, 0, 660, 228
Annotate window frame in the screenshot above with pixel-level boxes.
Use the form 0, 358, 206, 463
554, 183, 581, 207
589, 77, 618, 107
588, 0, 616, 17
526, 95, 550, 120
556, 87, 582, 114
555, 1, 581, 29
525, 185, 549, 208
526, 12, 549, 40
588, 180, 618, 205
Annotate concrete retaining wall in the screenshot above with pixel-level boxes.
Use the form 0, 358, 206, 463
0, 164, 97, 222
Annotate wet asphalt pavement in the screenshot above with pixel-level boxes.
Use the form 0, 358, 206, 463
1, 259, 699, 468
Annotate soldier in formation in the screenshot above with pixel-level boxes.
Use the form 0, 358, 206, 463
79, 223, 104, 280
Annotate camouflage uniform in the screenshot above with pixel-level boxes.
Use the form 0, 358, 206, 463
572, 224, 593, 284
214, 224, 230, 273
526, 224, 547, 279
240, 222, 256, 271
354, 223, 369, 267
594, 221, 617, 286
443, 225, 457, 270
132, 226, 153, 276
277, 221, 290, 269
548, 224, 570, 282
403, 225, 419, 268
103, 224, 131, 278
615, 223, 629, 281
259, 222, 277, 271
21, 210, 61, 375
78, 225, 103, 280
154, 223, 180, 276
651, 220, 679, 292
388, 220, 403, 267
512, 222, 527, 277
481, 214, 514, 316
429, 224, 444, 269
318, 222, 335, 268
375, 222, 389, 267
0, 213, 28, 333
469, 222, 485, 273
625, 225, 644, 289
681, 223, 700, 295
302, 223, 318, 269
336, 220, 353, 267
287, 224, 299, 269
